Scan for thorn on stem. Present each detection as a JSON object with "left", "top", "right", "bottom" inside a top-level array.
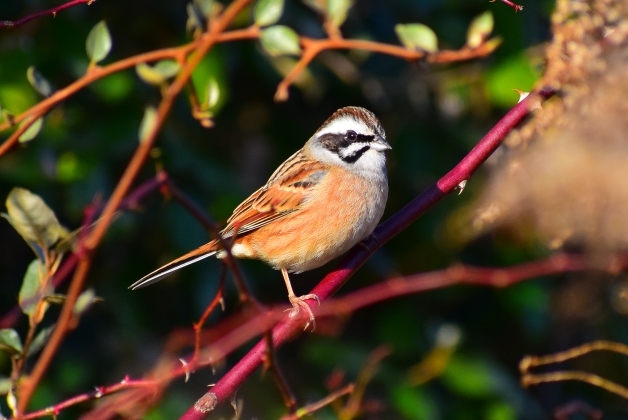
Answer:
[
  {"left": 230, "top": 394, "right": 239, "bottom": 415},
  {"left": 513, "top": 89, "right": 530, "bottom": 103},
  {"left": 179, "top": 358, "right": 191, "bottom": 383},
  {"left": 456, "top": 180, "right": 468, "bottom": 195}
]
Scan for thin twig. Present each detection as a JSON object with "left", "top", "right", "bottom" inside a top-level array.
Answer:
[
  {"left": 339, "top": 345, "right": 391, "bottom": 420},
  {"left": 554, "top": 401, "right": 603, "bottom": 420},
  {"left": 521, "top": 340, "right": 628, "bottom": 371},
  {"left": 0, "top": 0, "right": 94, "bottom": 29},
  {"left": 280, "top": 384, "right": 355, "bottom": 420},
  {"left": 187, "top": 252, "right": 607, "bottom": 371},
  {"left": 164, "top": 177, "right": 261, "bottom": 307},
  {"left": 30, "top": 249, "right": 625, "bottom": 419},
  {"left": 0, "top": 26, "right": 260, "bottom": 157},
  {"left": 520, "top": 340, "right": 628, "bottom": 403},
  {"left": 264, "top": 332, "right": 297, "bottom": 413},
  {"left": 19, "top": 378, "right": 158, "bottom": 419},
  {"left": 492, "top": 0, "right": 524, "bottom": 12},
  {"left": 275, "top": 36, "right": 499, "bottom": 101},
  {"left": 522, "top": 371, "right": 628, "bottom": 400},
  {"left": 193, "top": 272, "right": 226, "bottom": 361}
]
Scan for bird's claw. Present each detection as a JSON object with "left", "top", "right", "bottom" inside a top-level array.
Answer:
[{"left": 287, "top": 293, "right": 320, "bottom": 331}]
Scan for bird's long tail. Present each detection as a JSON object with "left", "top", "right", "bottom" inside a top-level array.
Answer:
[{"left": 129, "top": 240, "right": 219, "bottom": 290}]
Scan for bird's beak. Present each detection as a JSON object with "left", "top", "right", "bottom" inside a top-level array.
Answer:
[{"left": 370, "top": 137, "right": 392, "bottom": 152}]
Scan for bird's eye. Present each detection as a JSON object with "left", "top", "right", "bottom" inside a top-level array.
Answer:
[{"left": 345, "top": 130, "right": 357, "bottom": 141}]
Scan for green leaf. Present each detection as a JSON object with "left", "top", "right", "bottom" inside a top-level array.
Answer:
[
  {"left": 18, "top": 259, "right": 44, "bottom": 318},
  {"left": 26, "top": 66, "right": 53, "bottom": 97},
  {"left": 327, "top": 0, "right": 354, "bottom": 28},
  {"left": 484, "top": 37, "right": 503, "bottom": 53},
  {"left": 187, "top": 2, "right": 204, "bottom": 34},
  {"left": 4, "top": 187, "right": 67, "bottom": 249},
  {"left": 467, "top": 11, "right": 494, "bottom": 48},
  {"left": 0, "top": 377, "right": 10, "bottom": 395},
  {"left": 136, "top": 60, "right": 181, "bottom": 86},
  {"left": 86, "top": 21, "right": 112, "bottom": 64},
  {"left": 486, "top": 51, "right": 539, "bottom": 107},
  {"left": 206, "top": 77, "right": 221, "bottom": 109},
  {"left": 153, "top": 60, "right": 181, "bottom": 79},
  {"left": 391, "top": 384, "right": 438, "bottom": 419},
  {"left": 17, "top": 116, "right": 43, "bottom": 143},
  {"left": 136, "top": 63, "right": 166, "bottom": 86},
  {"left": 27, "top": 324, "right": 55, "bottom": 357},
  {"left": 485, "top": 401, "right": 516, "bottom": 420},
  {"left": 395, "top": 23, "right": 438, "bottom": 53},
  {"left": 254, "top": 0, "right": 284, "bottom": 27},
  {"left": 191, "top": 49, "right": 228, "bottom": 115},
  {"left": 57, "top": 151, "right": 88, "bottom": 184},
  {"left": 73, "top": 288, "right": 102, "bottom": 316},
  {"left": 301, "top": 0, "right": 325, "bottom": 14},
  {"left": 7, "top": 388, "right": 17, "bottom": 413},
  {"left": 260, "top": 26, "right": 302, "bottom": 57},
  {"left": 139, "top": 106, "right": 157, "bottom": 143},
  {"left": 194, "top": 0, "right": 214, "bottom": 17},
  {"left": 0, "top": 329, "right": 22, "bottom": 355},
  {"left": 441, "top": 355, "right": 495, "bottom": 397}
]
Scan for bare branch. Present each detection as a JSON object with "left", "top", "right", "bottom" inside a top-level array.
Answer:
[{"left": 0, "top": 0, "right": 95, "bottom": 29}]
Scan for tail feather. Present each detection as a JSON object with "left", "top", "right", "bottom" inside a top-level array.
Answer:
[{"left": 130, "top": 242, "right": 219, "bottom": 290}]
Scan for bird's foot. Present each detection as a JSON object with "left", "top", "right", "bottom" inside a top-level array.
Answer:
[{"left": 287, "top": 293, "right": 320, "bottom": 331}]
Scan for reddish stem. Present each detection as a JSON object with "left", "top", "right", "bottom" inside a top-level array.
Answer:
[
  {"left": 19, "top": 378, "right": 158, "bottom": 419},
  {"left": 0, "top": 0, "right": 94, "bottom": 29},
  {"left": 179, "top": 88, "right": 556, "bottom": 419},
  {"left": 494, "top": 0, "right": 524, "bottom": 12}
]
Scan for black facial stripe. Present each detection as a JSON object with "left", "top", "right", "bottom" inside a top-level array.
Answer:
[
  {"left": 319, "top": 133, "right": 374, "bottom": 153},
  {"left": 319, "top": 133, "right": 349, "bottom": 154},
  {"left": 356, "top": 134, "right": 374, "bottom": 142},
  {"left": 341, "top": 146, "right": 370, "bottom": 164}
]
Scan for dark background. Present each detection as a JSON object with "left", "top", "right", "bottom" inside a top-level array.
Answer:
[{"left": 2, "top": 0, "right": 625, "bottom": 418}]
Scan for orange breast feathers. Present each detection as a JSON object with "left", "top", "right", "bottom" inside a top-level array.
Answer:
[{"left": 232, "top": 167, "right": 387, "bottom": 273}]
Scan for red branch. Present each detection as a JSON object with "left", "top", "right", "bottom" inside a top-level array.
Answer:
[
  {"left": 179, "top": 88, "right": 556, "bottom": 419},
  {"left": 184, "top": 252, "right": 611, "bottom": 372},
  {"left": 19, "top": 377, "right": 158, "bottom": 419},
  {"left": 0, "top": 0, "right": 94, "bottom": 29},
  {"left": 493, "top": 0, "right": 524, "bottom": 12},
  {"left": 32, "top": 250, "right": 619, "bottom": 419}
]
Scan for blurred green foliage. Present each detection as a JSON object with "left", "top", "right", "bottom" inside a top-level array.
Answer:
[{"left": 2, "top": 0, "right": 626, "bottom": 418}]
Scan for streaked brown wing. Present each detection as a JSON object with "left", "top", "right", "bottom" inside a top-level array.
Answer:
[{"left": 221, "top": 154, "right": 328, "bottom": 238}]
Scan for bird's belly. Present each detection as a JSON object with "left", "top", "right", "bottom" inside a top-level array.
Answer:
[{"left": 246, "top": 174, "right": 387, "bottom": 273}]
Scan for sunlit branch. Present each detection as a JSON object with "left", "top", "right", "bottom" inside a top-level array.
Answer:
[
  {"left": 0, "top": 26, "right": 261, "bottom": 157},
  {"left": 275, "top": 36, "right": 500, "bottom": 101},
  {"left": 521, "top": 340, "right": 628, "bottom": 401},
  {"left": 15, "top": 2, "right": 254, "bottom": 412}
]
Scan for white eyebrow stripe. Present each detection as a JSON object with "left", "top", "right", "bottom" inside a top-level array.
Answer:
[{"left": 316, "top": 116, "right": 374, "bottom": 137}]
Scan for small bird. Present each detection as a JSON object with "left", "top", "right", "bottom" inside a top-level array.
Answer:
[{"left": 130, "top": 106, "right": 391, "bottom": 328}]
